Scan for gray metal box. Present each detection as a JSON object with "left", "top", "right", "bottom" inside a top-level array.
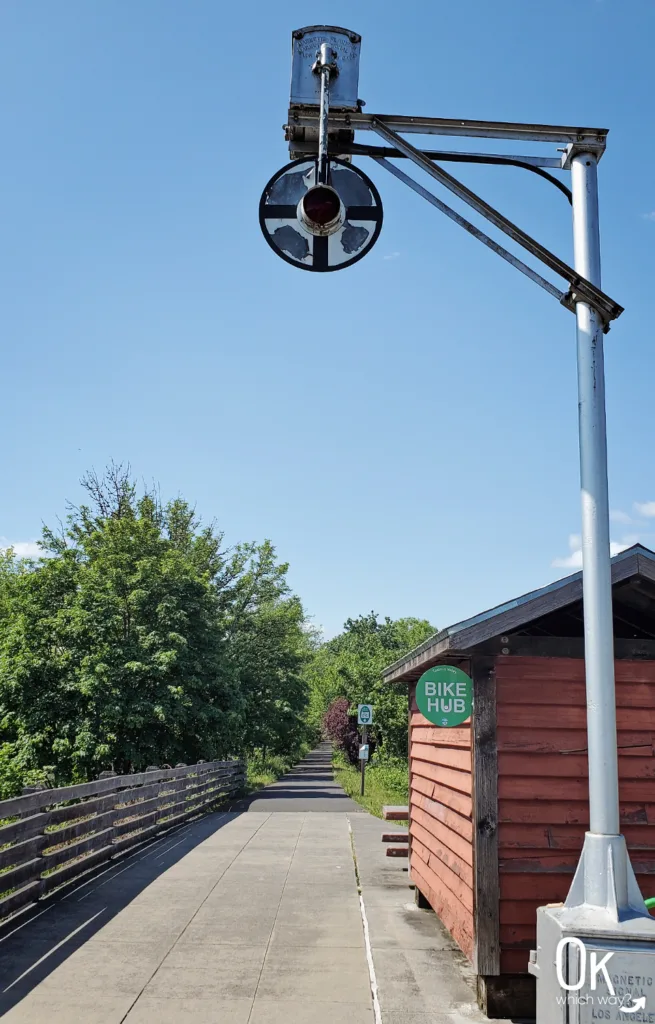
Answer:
[
  {"left": 530, "top": 904, "right": 655, "bottom": 1024},
  {"left": 570, "top": 939, "right": 655, "bottom": 1023},
  {"left": 290, "top": 26, "right": 361, "bottom": 110}
]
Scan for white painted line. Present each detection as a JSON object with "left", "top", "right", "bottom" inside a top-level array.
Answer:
[
  {"left": 154, "top": 838, "right": 185, "bottom": 861},
  {"left": 76, "top": 857, "right": 140, "bottom": 900},
  {"left": 347, "top": 817, "right": 382, "bottom": 1024},
  {"left": 74, "top": 818, "right": 203, "bottom": 899},
  {"left": 67, "top": 835, "right": 171, "bottom": 900},
  {"left": 2, "top": 909, "right": 105, "bottom": 992},
  {"left": 0, "top": 905, "right": 53, "bottom": 945},
  {"left": 359, "top": 890, "right": 382, "bottom": 1024}
]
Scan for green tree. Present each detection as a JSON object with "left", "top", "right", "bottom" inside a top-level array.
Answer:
[
  {"left": 304, "top": 612, "right": 435, "bottom": 758},
  {"left": 232, "top": 595, "right": 315, "bottom": 758},
  {"left": 0, "top": 464, "right": 314, "bottom": 793},
  {"left": 219, "top": 536, "right": 317, "bottom": 760},
  {"left": 0, "top": 469, "right": 239, "bottom": 782}
]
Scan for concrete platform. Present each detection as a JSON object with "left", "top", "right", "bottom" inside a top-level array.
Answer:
[
  {"left": 0, "top": 810, "right": 370, "bottom": 1023},
  {"left": 0, "top": 748, "right": 511, "bottom": 1022},
  {"left": 350, "top": 814, "right": 488, "bottom": 1022}
]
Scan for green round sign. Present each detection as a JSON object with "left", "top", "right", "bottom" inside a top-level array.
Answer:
[{"left": 416, "top": 666, "right": 472, "bottom": 727}]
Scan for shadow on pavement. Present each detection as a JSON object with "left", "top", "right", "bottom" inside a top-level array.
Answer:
[{"left": 0, "top": 808, "right": 238, "bottom": 1016}]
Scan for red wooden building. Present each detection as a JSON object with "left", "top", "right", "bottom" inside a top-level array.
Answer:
[{"left": 383, "top": 544, "right": 655, "bottom": 1018}]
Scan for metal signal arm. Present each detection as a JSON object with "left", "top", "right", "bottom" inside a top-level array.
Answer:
[{"left": 371, "top": 119, "right": 623, "bottom": 328}]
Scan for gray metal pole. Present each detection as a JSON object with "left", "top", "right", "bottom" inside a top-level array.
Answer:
[
  {"left": 571, "top": 151, "right": 620, "bottom": 840},
  {"left": 360, "top": 725, "right": 367, "bottom": 796},
  {"left": 317, "top": 43, "right": 331, "bottom": 184},
  {"left": 533, "top": 154, "right": 652, "bottom": 1016}
]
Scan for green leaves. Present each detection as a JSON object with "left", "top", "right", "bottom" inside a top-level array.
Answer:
[
  {"left": 305, "top": 612, "right": 436, "bottom": 758},
  {"left": 0, "top": 464, "right": 435, "bottom": 796},
  {"left": 0, "top": 464, "right": 315, "bottom": 793}
]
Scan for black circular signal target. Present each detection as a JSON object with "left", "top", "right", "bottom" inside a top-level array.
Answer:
[{"left": 259, "top": 157, "right": 383, "bottom": 272}]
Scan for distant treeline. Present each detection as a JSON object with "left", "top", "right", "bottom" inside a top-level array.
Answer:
[{"left": 307, "top": 612, "right": 435, "bottom": 765}]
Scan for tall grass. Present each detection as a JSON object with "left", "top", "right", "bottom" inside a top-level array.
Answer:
[
  {"left": 246, "top": 745, "right": 310, "bottom": 792},
  {"left": 333, "top": 750, "right": 408, "bottom": 821}
]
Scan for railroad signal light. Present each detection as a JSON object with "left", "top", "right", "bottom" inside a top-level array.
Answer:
[
  {"left": 260, "top": 22, "right": 650, "bottom": 1022},
  {"left": 259, "top": 158, "right": 382, "bottom": 272},
  {"left": 298, "top": 184, "right": 344, "bottom": 235}
]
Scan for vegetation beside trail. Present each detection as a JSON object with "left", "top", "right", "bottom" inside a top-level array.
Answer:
[
  {"left": 307, "top": 611, "right": 435, "bottom": 817},
  {"left": 0, "top": 464, "right": 318, "bottom": 797},
  {"left": 0, "top": 463, "right": 434, "bottom": 808},
  {"left": 306, "top": 612, "right": 435, "bottom": 760},
  {"left": 332, "top": 749, "right": 409, "bottom": 820},
  {"left": 245, "top": 744, "right": 311, "bottom": 792}
]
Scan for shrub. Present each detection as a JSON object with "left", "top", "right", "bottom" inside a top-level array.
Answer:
[{"left": 323, "top": 697, "right": 376, "bottom": 766}]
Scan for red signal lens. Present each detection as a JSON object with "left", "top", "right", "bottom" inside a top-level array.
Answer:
[{"left": 302, "top": 186, "right": 341, "bottom": 227}]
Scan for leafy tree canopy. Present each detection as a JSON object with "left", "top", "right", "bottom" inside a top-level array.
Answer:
[
  {"left": 304, "top": 612, "right": 435, "bottom": 759},
  {"left": 0, "top": 464, "right": 314, "bottom": 794}
]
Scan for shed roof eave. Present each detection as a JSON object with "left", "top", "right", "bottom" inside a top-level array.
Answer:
[{"left": 382, "top": 544, "right": 655, "bottom": 684}]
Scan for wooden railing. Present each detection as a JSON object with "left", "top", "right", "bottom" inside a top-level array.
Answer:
[{"left": 0, "top": 758, "right": 245, "bottom": 927}]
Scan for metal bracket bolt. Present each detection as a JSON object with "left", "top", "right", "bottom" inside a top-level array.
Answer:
[{"left": 312, "top": 49, "right": 339, "bottom": 77}]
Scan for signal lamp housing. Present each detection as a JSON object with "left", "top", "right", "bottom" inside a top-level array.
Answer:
[{"left": 298, "top": 185, "right": 344, "bottom": 236}]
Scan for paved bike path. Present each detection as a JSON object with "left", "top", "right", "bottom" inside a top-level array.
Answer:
[
  {"left": 0, "top": 746, "right": 496, "bottom": 1024},
  {"left": 230, "top": 743, "right": 364, "bottom": 813}
]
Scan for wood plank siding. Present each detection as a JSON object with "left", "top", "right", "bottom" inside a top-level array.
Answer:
[
  {"left": 409, "top": 679, "right": 475, "bottom": 958},
  {"left": 496, "top": 655, "right": 655, "bottom": 974}
]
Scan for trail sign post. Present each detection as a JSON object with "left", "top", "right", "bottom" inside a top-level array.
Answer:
[
  {"left": 359, "top": 724, "right": 368, "bottom": 797},
  {"left": 261, "top": 27, "right": 655, "bottom": 1018},
  {"left": 357, "top": 704, "right": 373, "bottom": 796},
  {"left": 357, "top": 704, "right": 373, "bottom": 725}
]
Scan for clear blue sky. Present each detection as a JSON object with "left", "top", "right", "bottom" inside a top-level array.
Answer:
[{"left": 2, "top": 1, "right": 654, "bottom": 639}]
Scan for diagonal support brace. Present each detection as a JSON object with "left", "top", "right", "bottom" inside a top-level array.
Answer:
[
  {"left": 375, "top": 158, "right": 566, "bottom": 304},
  {"left": 371, "top": 119, "right": 623, "bottom": 327}
]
